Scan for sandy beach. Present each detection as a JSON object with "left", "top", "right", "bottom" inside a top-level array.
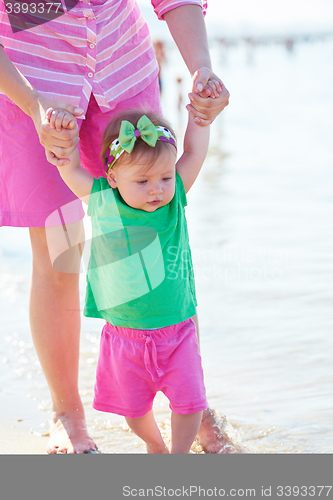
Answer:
[
  {"left": 0, "top": 383, "right": 48, "bottom": 454},
  {"left": 0, "top": 419, "right": 47, "bottom": 454}
]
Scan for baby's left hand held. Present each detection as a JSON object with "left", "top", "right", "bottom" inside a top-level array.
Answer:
[
  {"left": 188, "top": 67, "right": 230, "bottom": 126},
  {"left": 203, "top": 79, "right": 223, "bottom": 99}
]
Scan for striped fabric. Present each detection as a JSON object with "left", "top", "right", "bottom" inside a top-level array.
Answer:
[{"left": 0, "top": 0, "right": 207, "bottom": 114}]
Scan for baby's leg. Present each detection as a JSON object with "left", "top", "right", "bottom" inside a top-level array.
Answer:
[
  {"left": 170, "top": 411, "right": 203, "bottom": 454},
  {"left": 125, "top": 410, "right": 169, "bottom": 454}
]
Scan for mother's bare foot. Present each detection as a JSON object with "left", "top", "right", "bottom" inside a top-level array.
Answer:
[
  {"left": 47, "top": 411, "right": 98, "bottom": 454},
  {"left": 196, "top": 408, "right": 247, "bottom": 454}
]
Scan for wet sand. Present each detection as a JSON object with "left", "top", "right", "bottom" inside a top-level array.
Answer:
[
  {"left": 0, "top": 386, "right": 48, "bottom": 454},
  {"left": 0, "top": 418, "right": 47, "bottom": 454}
]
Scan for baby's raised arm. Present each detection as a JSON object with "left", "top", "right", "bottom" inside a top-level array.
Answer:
[
  {"left": 46, "top": 108, "right": 94, "bottom": 202},
  {"left": 175, "top": 78, "right": 219, "bottom": 192},
  {"left": 176, "top": 113, "right": 210, "bottom": 194}
]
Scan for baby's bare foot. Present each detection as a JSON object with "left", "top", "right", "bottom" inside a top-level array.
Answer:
[
  {"left": 196, "top": 408, "right": 247, "bottom": 454},
  {"left": 47, "top": 410, "right": 97, "bottom": 454}
]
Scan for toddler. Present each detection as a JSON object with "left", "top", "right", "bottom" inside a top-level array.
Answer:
[{"left": 48, "top": 106, "right": 210, "bottom": 454}]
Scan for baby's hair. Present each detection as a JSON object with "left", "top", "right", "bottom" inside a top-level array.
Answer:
[{"left": 101, "top": 109, "right": 177, "bottom": 172}]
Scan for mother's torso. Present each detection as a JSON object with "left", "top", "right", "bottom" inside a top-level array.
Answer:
[{"left": 0, "top": 0, "right": 159, "bottom": 111}]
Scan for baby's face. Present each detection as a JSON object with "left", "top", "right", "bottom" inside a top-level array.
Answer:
[{"left": 107, "top": 148, "right": 177, "bottom": 212}]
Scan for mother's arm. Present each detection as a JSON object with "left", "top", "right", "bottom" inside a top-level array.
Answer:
[
  {"left": 163, "top": 4, "right": 230, "bottom": 125},
  {"left": 0, "top": 46, "right": 84, "bottom": 163}
]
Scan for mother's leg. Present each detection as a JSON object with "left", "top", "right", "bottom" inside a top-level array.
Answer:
[
  {"left": 29, "top": 225, "right": 97, "bottom": 453},
  {"left": 0, "top": 99, "right": 95, "bottom": 453}
]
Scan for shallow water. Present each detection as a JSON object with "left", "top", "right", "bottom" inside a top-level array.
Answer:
[{"left": 0, "top": 39, "right": 332, "bottom": 453}]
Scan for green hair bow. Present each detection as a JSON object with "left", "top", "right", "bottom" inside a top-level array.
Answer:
[
  {"left": 119, "top": 115, "right": 158, "bottom": 153},
  {"left": 106, "top": 115, "right": 177, "bottom": 172}
]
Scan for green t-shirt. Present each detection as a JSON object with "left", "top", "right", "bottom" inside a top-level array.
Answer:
[{"left": 84, "top": 172, "right": 197, "bottom": 329}]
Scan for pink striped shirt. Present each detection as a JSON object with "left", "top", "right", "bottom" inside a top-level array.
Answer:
[{"left": 0, "top": 0, "right": 207, "bottom": 113}]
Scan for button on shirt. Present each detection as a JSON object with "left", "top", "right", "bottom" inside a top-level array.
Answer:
[{"left": 0, "top": 0, "right": 207, "bottom": 114}]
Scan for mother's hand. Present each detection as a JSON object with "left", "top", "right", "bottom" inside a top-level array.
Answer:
[
  {"left": 187, "top": 67, "right": 230, "bottom": 126},
  {"left": 30, "top": 95, "right": 84, "bottom": 165}
]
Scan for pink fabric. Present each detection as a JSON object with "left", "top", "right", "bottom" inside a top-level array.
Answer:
[
  {"left": 0, "top": 78, "right": 161, "bottom": 227},
  {"left": 93, "top": 318, "right": 207, "bottom": 418},
  {"left": 0, "top": 0, "right": 206, "bottom": 114},
  {"left": 153, "top": 0, "right": 207, "bottom": 20}
]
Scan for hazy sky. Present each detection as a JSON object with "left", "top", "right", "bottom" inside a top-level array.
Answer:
[
  {"left": 205, "top": 0, "right": 333, "bottom": 34},
  {"left": 138, "top": 0, "right": 333, "bottom": 36}
]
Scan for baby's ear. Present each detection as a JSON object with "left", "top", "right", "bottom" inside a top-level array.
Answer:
[{"left": 107, "top": 170, "right": 117, "bottom": 188}]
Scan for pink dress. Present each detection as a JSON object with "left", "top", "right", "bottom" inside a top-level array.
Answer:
[{"left": 0, "top": 0, "right": 206, "bottom": 227}]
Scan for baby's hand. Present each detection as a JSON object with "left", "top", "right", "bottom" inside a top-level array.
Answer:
[
  {"left": 201, "top": 79, "right": 223, "bottom": 99},
  {"left": 46, "top": 107, "right": 77, "bottom": 132}
]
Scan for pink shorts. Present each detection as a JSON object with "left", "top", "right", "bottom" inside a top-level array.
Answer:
[
  {"left": 0, "top": 78, "right": 161, "bottom": 227},
  {"left": 93, "top": 318, "right": 208, "bottom": 418}
]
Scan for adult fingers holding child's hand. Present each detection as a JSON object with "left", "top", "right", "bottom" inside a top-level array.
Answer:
[
  {"left": 187, "top": 85, "right": 230, "bottom": 126},
  {"left": 188, "top": 67, "right": 229, "bottom": 126},
  {"left": 32, "top": 97, "right": 83, "bottom": 158},
  {"left": 45, "top": 149, "right": 70, "bottom": 167},
  {"left": 192, "top": 67, "right": 223, "bottom": 95},
  {"left": 40, "top": 109, "right": 79, "bottom": 159},
  {"left": 40, "top": 126, "right": 79, "bottom": 157}
]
